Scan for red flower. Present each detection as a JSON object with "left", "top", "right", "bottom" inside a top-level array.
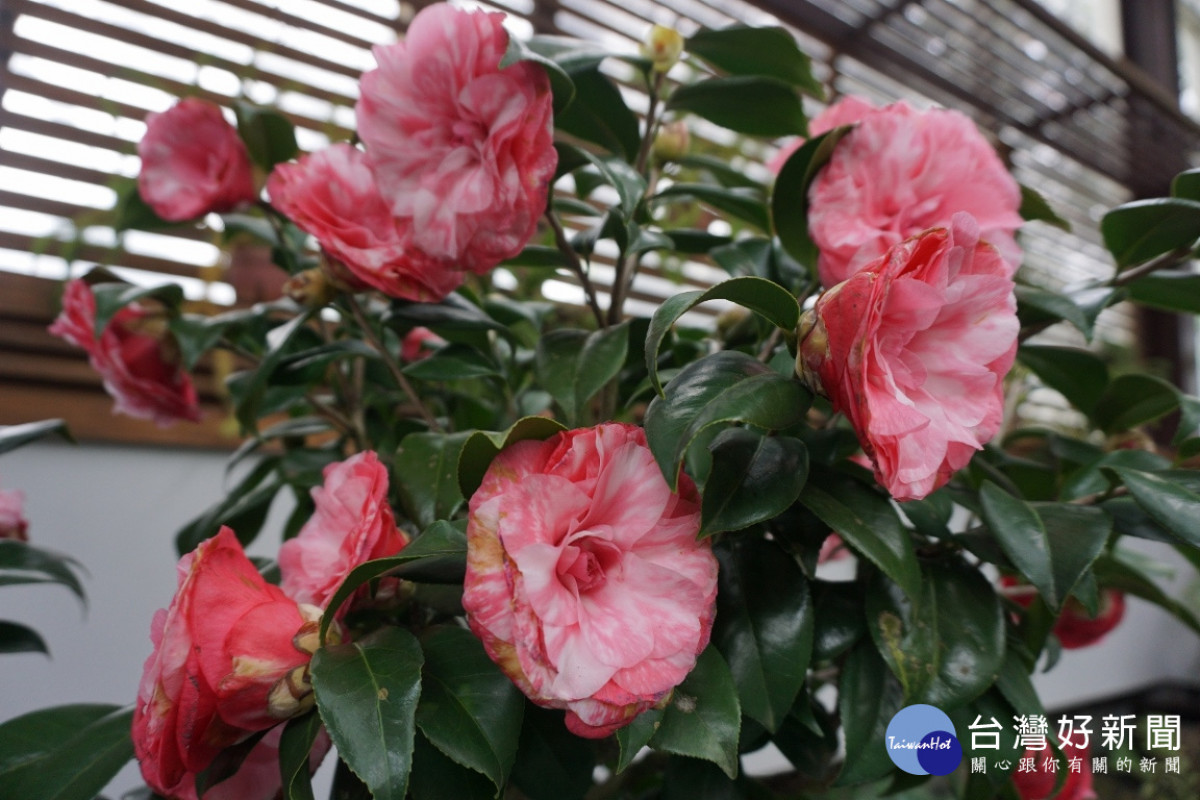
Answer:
[
  {"left": 1002, "top": 576, "right": 1126, "bottom": 649},
  {"left": 0, "top": 481, "right": 28, "bottom": 542}
]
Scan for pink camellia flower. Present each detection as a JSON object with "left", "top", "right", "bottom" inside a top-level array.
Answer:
[
  {"left": 807, "top": 100, "right": 1022, "bottom": 287},
  {"left": 133, "top": 527, "right": 325, "bottom": 799},
  {"left": 48, "top": 279, "right": 201, "bottom": 426},
  {"left": 279, "top": 450, "right": 409, "bottom": 611},
  {"left": 356, "top": 2, "right": 557, "bottom": 276},
  {"left": 463, "top": 423, "right": 718, "bottom": 738},
  {"left": 0, "top": 482, "right": 28, "bottom": 542},
  {"left": 767, "top": 95, "right": 877, "bottom": 174},
  {"left": 797, "top": 213, "right": 1018, "bottom": 501},
  {"left": 1012, "top": 741, "right": 1096, "bottom": 800},
  {"left": 267, "top": 144, "right": 464, "bottom": 302},
  {"left": 401, "top": 327, "right": 445, "bottom": 362},
  {"left": 138, "top": 98, "right": 258, "bottom": 222}
]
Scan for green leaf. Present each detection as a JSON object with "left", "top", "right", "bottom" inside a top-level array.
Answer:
[
  {"left": 645, "top": 278, "right": 801, "bottom": 397},
  {"left": 797, "top": 474, "right": 921, "bottom": 602},
  {"left": 677, "top": 154, "right": 766, "bottom": 190},
  {"left": 319, "top": 521, "right": 468, "bottom": 642},
  {"left": 687, "top": 26, "right": 823, "bottom": 96},
  {"left": 662, "top": 756, "right": 748, "bottom": 800},
  {"left": 669, "top": 76, "right": 807, "bottom": 137},
  {"left": 0, "top": 541, "right": 86, "bottom": 605},
  {"left": 499, "top": 35, "right": 575, "bottom": 113},
  {"left": 1124, "top": 271, "right": 1200, "bottom": 314},
  {"left": 279, "top": 712, "right": 323, "bottom": 800},
  {"left": 457, "top": 417, "right": 567, "bottom": 499},
  {"left": 386, "top": 296, "right": 510, "bottom": 341},
  {"left": 837, "top": 642, "right": 902, "bottom": 785},
  {"left": 1018, "top": 184, "right": 1070, "bottom": 231},
  {"left": 574, "top": 323, "right": 630, "bottom": 421},
  {"left": 90, "top": 281, "right": 185, "bottom": 338},
  {"left": 501, "top": 245, "right": 571, "bottom": 269},
  {"left": 168, "top": 314, "right": 234, "bottom": 371},
  {"left": 1110, "top": 467, "right": 1200, "bottom": 548},
  {"left": 416, "top": 627, "right": 524, "bottom": 791},
  {"left": 614, "top": 706, "right": 664, "bottom": 773},
  {"left": 650, "top": 645, "right": 742, "bottom": 779},
  {"left": 771, "top": 127, "right": 852, "bottom": 266},
  {"left": 409, "top": 733, "right": 495, "bottom": 800},
  {"left": 578, "top": 152, "right": 647, "bottom": 221},
  {"left": 0, "top": 620, "right": 49, "bottom": 655},
  {"left": 1017, "top": 345, "right": 1109, "bottom": 416},
  {"left": 712, "top": 536, "right": 813, "bottom": 732},
  {"left": 1093, "top": 373, "right": 1179, "bottom": 434},
  {"left": 1093, "top": 553, "right": 1200, "bottom": 635},
  {"left": 112, "top": 177, "right": 174, "bottom": 231},
  {"left": 234, "top": 310, "right": 316, "bottom": 432},
  {"left": 402, "top": 344, "right": 500, "bottom": 380},
  {"left": 234, "top": 102, "right": 299, "bottom": 169},
  {"left": 395, "top": 432, "right": 471, "bottom": 530},
  {"left": 1015, "top": 286, "right": 1088, "bottom": 338},
  {"left": 701, "top": 429, "right": 808, "bottom": 535},
  {"left": 667, "top": 229, "right": 735, "bottom": 254},
  {"left": 0, "top": 419, "right": 72, "bottom": 455},
  {"left": 554, "top": 67, "right": 640, "bottom": 159},
  {"left": 865, "top": 559, "right": 1005, "bottom": 708},
  {"left": 811, "top": 581, "right": 867, "bottom": 663},
  {"left": 311, "top": 628, "right": 424, "bottom": 800},
  {"left": 651, "top": 184, "right": 770, "bottom": 231},
  {"left": 0, "top": 705, "right": 134, "bottom": 800},
  {"left": 509, "top": 710, "right": 595, "bottom": 800},
  {"left": 644, "top": 351, "right": 810, "bottom": 490},
  {"left": 1100, "top": 197, "right": 1200, "bottom": 268}
]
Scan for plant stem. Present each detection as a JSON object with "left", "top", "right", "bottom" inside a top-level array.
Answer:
[
  {"left": 546, "top": 209, "right": 606, "bottom": 328},
  {"left": 1111, "top": 245, "right": 1193, "bottom": 287}
]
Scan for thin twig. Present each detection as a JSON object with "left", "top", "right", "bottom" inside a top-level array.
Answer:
[
  {"left": 1111, "top": 245, "right": 1194, "bottom": 287},
  {"left": 546, "top": 210, "right": 605, "bottom": 328}
]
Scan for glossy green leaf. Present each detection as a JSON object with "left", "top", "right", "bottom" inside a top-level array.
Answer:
[
  {"left": 502, "top": 244, "right": 572, "bottom": 269},
  {"left": 1110, "top": 467, "right": 1200, "bottom": 548},
  {"left": 409, "top": 733, "right": 495, "bottom": 800},
  {"left": 1061, "top": 448, "right": 1168, "bottom": 502},
  {"left": 386, "top": 296, "right": 510, "bottom": 340},
  {"left": 837, "top": 642, "right": 902, "bottom": 786},
  {"left": 0, "top": 621, "right": 49, "bottom": 655},
  {"left": 651, "top": 184, "right": 770, "bottom": 231},
  {"left": 0, "top": 419, "right": 72, "bottom": 455},
  {"left": 319, "top": 520, "right": 467, "bottom": 641},
  {"left": 234, "top": 102, "right": 299, "bottom": 169},
  {"left": 797, "top": 474, "right": 921, "bottom": 602},
  {"left": 235, "top": 310, "right": 316, "bottom": 432},
  {"left": 1015, "top": 286, "right": 1094, "bottom": 339},
  {"left": 457, "top": 416, "right": 567, "bottom": 498},
  {"left": 643, "top": 351, "right": 810, "bottom": 490},
  {"left": 662, "top": 756, "right": 747, "bottom": 800},
  {"left": 394, "top": 432, "right": 471, "bottom": 530},
  {"left": 668, "top": 76, "right": 807, "bottom": 137},
  {"left": 1093, "top": 553, "right": 1200, "bottom": 635},
  {"left": 1171, "top": 167, "right": 1200, "bottom": 200},
  {"left": 555, "top": 67, "right": 640, "bottom": 159},
  {"left": 687, "top": 25, "right": 822, "bottom": 95},
  {"left": 645, "top": 278, "right": 802, "bottom": 397},
  {"left": 402, "top": 344, "right": 500, "bottom": 380},
  {"left": 713, "top": 536, "right": 812, "bottom": 732},
  {"left": 580, "top": 152, "right": 647, "bottom": 220},
  {"left": 499, "top": 35, "right": 575, "bottom": 113},
  {"left": 710, "top": 238, "right": 773, "bottom": 279},
  {"left": 416, "top": 627, "right": 524, "bottom": 791},
  {"left": 995, "top": 650, "right": 1046, "bottom": 719},
  {"left": 811, "top": 580, "right": 867, "bottom": 663},
  {"left": 1100, "top": 197, "right": 1200, "bottom": 268},
  {"left": 771, "top": 127, "right": 852, "bottom": 266},
  {"left": 311, "top": 627, "right": 424, "bottom": 800},
  {"left": 169, "top": 313, "right": 236, "bottom": 371},
  {"left": 1018, "top": 184, "right": 1070, "bottom": 231},
  {"left": 510, "top": 705, "right": 595, "bottom": 800},
  {"left": 979, "top": 485, "right": 1111, "bottom": 612},
  {"left": 650, "top": 645, "right": 742, "bottom": 779},
  {"left": 90, "top": 281, "right": 184, "bottom": 338},
  {"left": 1093, "top": 373, "right": 1179, "bottom": 434},
  {"left": 677, "top": 154, "right": 766, "bottom": 190},
  {"left": 574, "top": 322, "right": 630, "bottom": 420},
  {"left": 702, "top": 428, "right": 808, "bottom": 535},
  {"left": 1017, "top": 345, "right": 1109, "bottom": 416},
  {"left": 0, "top": 705, "right": 134, "bottom": 800},
  {"left": 615, "top": 705, "right": 664, "bottom": 774},
  {"left": 865, "top": 559, "right": 1005, "bottom": 708},
  {"left": 1124, "top": 271, "right": 1200, "bottom": 314},
  {"left": 279, "top": 712, "right": 323, "bottom": 800},
  {"left": 0, "top": 541, "right": 86, "bottom": 604},
  {"left": 667, "top": 229, "right": 735, "bottom": 254},
  {"left": 175, "top": 457, "right": 282, "bottom": 554}
]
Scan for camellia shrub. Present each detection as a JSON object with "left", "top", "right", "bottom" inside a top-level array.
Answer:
[{"left": 4, "top": 3, "right": 1200, "bottom": 799}]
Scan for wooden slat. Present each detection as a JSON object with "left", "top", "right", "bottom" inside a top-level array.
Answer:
[{"left": 0, "top": 232, "right": 212, "bottom": 281}]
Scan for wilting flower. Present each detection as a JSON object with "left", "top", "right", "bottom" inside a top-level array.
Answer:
[
  {"left": 797, "top": 213, "right": 1018, "bottom": 501},
  {"left": 1003, "top": 577, "right": 1127, "bottom": 649},
  {"left": 138, "top": 98, "right": 258, "bottom": 222},
  {"left": 463, "top": 423, "right": 718, "bottom": 738},
  {"left": 356, "top": 2, "right": 557, "bottom": 278},
  {"left": 279, "top": 450, "right": 409, "bottom": 611},
  {"left": 132, "top": 528, "right": 325, "bottom": 799},
  {"left": 1012, "top": 741, "right": 1096, "bottom": 800},
  {"left": 807, "top": 99, "right": 1022, "bottom": 287},
  {"left": 0, "top": 482, "right": 28, "bottom": 542},
  {"left": 267, "top": 144, "right": 464, "bottom": 302},
  {"left": 48, "top": 279, "right": 201, "bottom": 426},
  {"left": 767, "top": 94, "right": 877, "bottom": 174}
]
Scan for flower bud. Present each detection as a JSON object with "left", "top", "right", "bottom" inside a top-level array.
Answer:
[
  {"left": 641, "top": 24, "right": 684, "bottom": 72},
  {"left": 652, "top": 121, "right": 690, "bottom": 163},
  {"left": 0, "top": 486, "right": 28, "bottom": 542},
  {"left": 795, "top": 306, "right": 829, "bottom": 395},
  {"left": 284, "top": 268, "right": 338, "bottom": 307}
]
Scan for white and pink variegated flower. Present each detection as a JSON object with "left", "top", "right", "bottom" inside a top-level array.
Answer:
[
  {"left": 463, "top": 423, "right": 718, "bottom": 738},
  {"left": 279, "top": 450, "right": 409, "bottom": 612}
]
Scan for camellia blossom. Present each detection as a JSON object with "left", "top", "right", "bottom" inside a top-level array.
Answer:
[
  {"left": 138, "top": 98, "right": 258, "bottom": 222},
  {"left": 48, "top": 279, "right": 201, "bottom": 426},
  {"left": 132, "top": 527, "right": 326, "bottom": 799},
  {"left": 267, "top": 144, "right": 464, "bottom": 302},
  {"left": 0, "top": 482, "right": 28, "bottom": 542},
  {"left": 807, "top": 99, "right": 1022, "bottom": 287},
  {"left": 356, "top": 2, "right": 557, "bottom": 277},
  {"left": 279, "top": 450, "right": 409, "bottom": 611},
  {"left": 797, "top": 213, "right": 1018, "bottom": 501},
  {"left": 463, "top": 423, "right": 718, "bottom": 738},
  {"left": 401, "top": 327, "right": 445, "bottom": 362},
  {"left": 1002, "top": 577, "right": 1127, "bottom": 649}
]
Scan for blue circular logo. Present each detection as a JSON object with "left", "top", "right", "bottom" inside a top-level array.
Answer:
[{"left": 885, "top": 705, "right": 962, "bottom": 776}]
